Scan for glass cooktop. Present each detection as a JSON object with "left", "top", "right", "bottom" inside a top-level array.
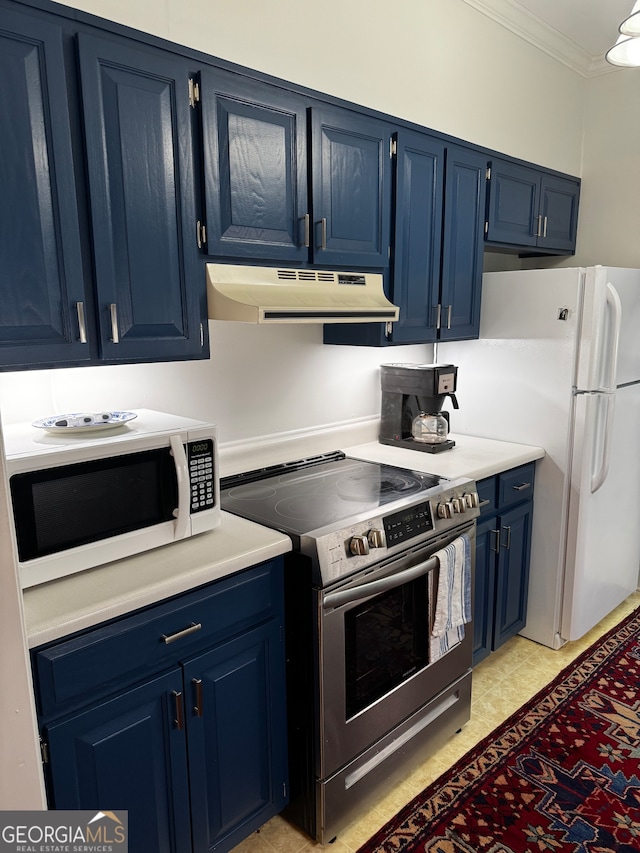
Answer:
[{"left": 220, "top": 453, "right": 447, "bottom": 536}]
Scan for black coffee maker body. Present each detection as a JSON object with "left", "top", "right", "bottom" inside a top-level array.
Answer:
[{"left": 379, "top": 363, "right": 459, "bottom": 453}]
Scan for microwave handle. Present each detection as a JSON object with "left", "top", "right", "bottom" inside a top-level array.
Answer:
[{"left": 170, "top": 435, "right": 191, "bottom": 539}]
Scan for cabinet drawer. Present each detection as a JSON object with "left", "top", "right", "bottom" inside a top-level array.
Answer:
[
  {"left": 476, "top": 477, "right": 497, "bottom": 517},
  {"left": 33, "top": 559, "right": 283, "bottom": 720},
  {"left": 498, "top": 463, "right": 535, "bottom": 509}
]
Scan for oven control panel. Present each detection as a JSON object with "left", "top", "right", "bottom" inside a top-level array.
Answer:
[
  {"left": 383, "top": 501, "right": 433, "bottom": 547},
  {"left": 311, "top": 479, "right": 480, "bottom": 584}
]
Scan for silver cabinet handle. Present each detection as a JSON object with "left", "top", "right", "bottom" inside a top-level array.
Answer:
[
  {"left": 302, "top": 213, "right": 310, "bottom": 248},
  {"left": 446, "top": 305, "right": 452, "bottom": 329},
  {"left": 536, "top": 214, "right": 542, "bottom": 238},
  {"left": 76, "top": 302, "right": 87, "bottom": 344},
  {"left": 172, "top": 690, "right": 184, "bottom": 730},
  {"left": 501, "top": 525, "right": 512, "bottom": 550},
  {"left": 542, "top": 215, "right": 548, "bottom": 238},
  {"left": 161, "top": 622, "right": 202, "bottom": 644},
  {"left": 193, "top": 678, "right": 204, "bottom": 717},
  {"left": 109, "top": 303, "right": 119, "bottom": 344},
  {"left": 317, "top": 217, "right": 327, "bottom": 250},
  {"left": 196, "top": 219, "right": 207, "bottom": 249},
  {"left": 478, "top": 499, "right": 491, "bottom": 508},
  {"left": 491, "top": 529, "right": 500, "bottom": 552},
  {"left": 513, "top": 482, "right": 531, "bottom": 491},
  {"left": 436, "top": 303, "right": 442, "bottom": 330}
]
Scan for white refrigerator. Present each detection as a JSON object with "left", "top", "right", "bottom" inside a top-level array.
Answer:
[{"left": 438, "top": 266, "right": 640, "bottom": 649}]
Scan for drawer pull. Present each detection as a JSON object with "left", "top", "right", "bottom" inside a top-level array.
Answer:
[
  {"left": 478, "top": 499, "right": 491, "bottom": 508},
  {"left": 193, "top": 678, "right": 204, "bottom": 717},
  {"left": 173, "top": 690, "right": 184, "bottom": 731},
  {"left": 513, "top": 482, "right": 531, "bottom": 491},
  {"left": 161, "top": 622, "right": 202, "bottom": 644}
]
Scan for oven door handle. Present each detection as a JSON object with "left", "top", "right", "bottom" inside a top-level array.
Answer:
[{"left": 323, "top": 554, "right": 439, "bottom": 610}]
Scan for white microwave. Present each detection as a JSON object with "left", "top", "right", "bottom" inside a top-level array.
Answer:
[{"left": 3, "top": 409, "right": 220, "bottom": 588}]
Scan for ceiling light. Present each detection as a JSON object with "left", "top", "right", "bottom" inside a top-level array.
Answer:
[
  {"left": 606, "top": 32, "right": 640, "bottom": 67},
  {"left": 619, "top": 0, "right": 640, "bottom": 37}
]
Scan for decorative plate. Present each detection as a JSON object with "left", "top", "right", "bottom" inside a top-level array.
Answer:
[{"left": 32, "top": 411, "right": 138, "bottom": 433}]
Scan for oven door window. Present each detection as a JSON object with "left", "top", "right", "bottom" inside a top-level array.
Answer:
[
  {"left": 344, "top": 575, "right": 429, "bottom": 719},
  {"left": 10, "top": 448, "right": 179, "bottom": 561}
]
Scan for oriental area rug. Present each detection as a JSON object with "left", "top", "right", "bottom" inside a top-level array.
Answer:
[{"left": 357, "top": 607, "right": 640, "bottom": 853}]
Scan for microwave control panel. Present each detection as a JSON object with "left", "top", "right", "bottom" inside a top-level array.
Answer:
[{"left": 187, "top": 439, "right": 216, "bottom": 512}]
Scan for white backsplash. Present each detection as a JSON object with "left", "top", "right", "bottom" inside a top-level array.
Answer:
[{"left": 0, "top": 322, "right": 431, "bottom": 445}]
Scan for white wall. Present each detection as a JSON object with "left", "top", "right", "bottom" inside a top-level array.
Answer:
[
  {"left": 0, "top": 325, "right": 430, "bottom": 441},
  {"left": 573, "top": 68, "right": 640, "bottom": 267},
  {"left": 66, "top": 0, "right": 585, "bottom": 175}
]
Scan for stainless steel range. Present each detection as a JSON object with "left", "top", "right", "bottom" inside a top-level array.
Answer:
[{"left": 220, "top": 451, "right": 479, "bottom": 843}]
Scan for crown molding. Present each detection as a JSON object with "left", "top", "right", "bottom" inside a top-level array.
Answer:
[{"left": 460, "top": 0, "right": 618, "bottom": 77}]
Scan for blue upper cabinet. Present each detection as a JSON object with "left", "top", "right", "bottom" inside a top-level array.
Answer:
[
  {"left": 201, "top": 69, "right": 308, "bottom": 263},
  {"left": 200, "top": 86, "right": 392, "bottom": 269},
  {"left": 389, "top": 130, "right": 444, "bottom": 344},
  {"left": 78, "top": 35, "right": 204, "bottom": 362},
  {"left": 439, "top": 145, "right": 487, "bottom": 341},
  {"left": 0, "top": 8, "right": 90, "bottom": 368},
  {"left": 485, "top": 159, "right": 579, "bottom": 254},
  {"left": 329, "top": 137, "right": 485, "bottom": 347},
  {"left": 310, "top": 106, "right": 392, "bottom": 268}
]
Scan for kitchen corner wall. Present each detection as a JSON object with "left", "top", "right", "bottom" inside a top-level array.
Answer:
[{"left": 0, "top": 324, "right": 431, "bottom": 443}]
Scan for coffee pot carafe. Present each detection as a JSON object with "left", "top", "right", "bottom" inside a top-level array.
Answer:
[
  {"left": 411, "top": 411, "right": 450, "bottom": 445},
  {"left": 379, "top": 363, "right": 459, "bottom": 453}
]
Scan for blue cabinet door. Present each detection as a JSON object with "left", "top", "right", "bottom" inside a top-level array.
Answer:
[
  {"left": 311, "top": 107, "right": 392, "bottom": 268},
  {"left": 440, "top": 146, "right": 487, "bottom": 341},
  {"left": 485, "top": 160, "right": 539, "bottom": 247},
  {"left": 201, "top": 69, "right": 308, "bottom": 262},
  {"left": 538, "top": 173, "right": 580, "bottom": 252},
  {"left": 0, "top": 9, "right": 90, "bottom": 368},
  {"left": 390, "top": 131, "right": 444, "bottom": 344},
  {"left": 185, "top": 620, "right": 288, "bottom": 853},
  {"left": 493, "top": 501, "right": 533, "bottom": 650},
  {"left": 472, "top": 518, "right": 496, "bottom": 666},
  {"left": 78, "top": 35, "right": 204, "bottom": 362},
  {"left": 46, "top": 668, "right": 192, "bottom": 853}
]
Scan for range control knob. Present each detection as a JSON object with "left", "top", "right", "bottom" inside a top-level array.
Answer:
[
  {"left": 451, "top": 497, "right": 466, "bottom": 513},
  {"left": 437, "top": 501, "right": 454, "bottom": 519},
  {"left": 464, "top": 492, "right": 480, "bottom": 509},
  {"left": 367, "top": 528, "right": 386, "bottom": 549},
  {"left": 349, "top": 535, "right": 370, "bottom": 556}
]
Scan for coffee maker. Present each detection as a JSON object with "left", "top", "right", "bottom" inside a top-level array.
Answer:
[{"left": 379, "top": 363, "right": 459, "bottom": 453}]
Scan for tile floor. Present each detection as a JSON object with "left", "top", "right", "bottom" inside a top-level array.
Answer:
[{"left": 232, "top": 590, "right": 640, "bottom": 853}]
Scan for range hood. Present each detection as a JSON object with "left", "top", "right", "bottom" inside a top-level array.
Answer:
[{"left": 206, "top": 263, "right": 399, "bottom": 324}]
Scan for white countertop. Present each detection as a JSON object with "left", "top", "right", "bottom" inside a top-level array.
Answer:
[
  {"left": 23, "top": 512, "right": 291, "bottom": 647},
  {"left": 344, "top": 433, "right": 545, "bottom": 481}
]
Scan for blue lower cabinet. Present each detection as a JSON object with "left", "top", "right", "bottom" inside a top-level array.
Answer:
[
  {"left": 472, "top": 465, "right": 534, "bottom": 666},
  {"left": 186, "top": 622, "right": 288, "bottom": 852},
  {"left": 46, "top": 669, "right": 192, "bottom": 853},
  {"left": 34, "top": 560, "right": 288, "bottom": 853}
]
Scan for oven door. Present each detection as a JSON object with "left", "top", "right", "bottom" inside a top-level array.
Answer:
[{"left": 317, "top": 521, "right": 475, "bottom": 779}]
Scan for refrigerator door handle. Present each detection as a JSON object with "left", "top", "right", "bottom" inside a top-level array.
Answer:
[
  {"left": 601, "top": 283, "right": 622, "bottom": 393},
  {"left": 591, "top": 392, "right": 616, "bottom": 494}
]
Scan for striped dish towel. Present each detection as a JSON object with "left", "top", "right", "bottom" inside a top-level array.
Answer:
[{"left": 430, "top": 533, "right": 472, "bottom": 663}]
